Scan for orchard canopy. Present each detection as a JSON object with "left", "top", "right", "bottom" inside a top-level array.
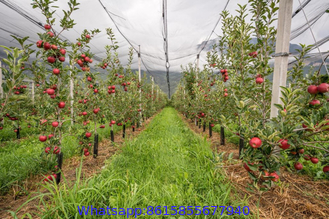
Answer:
[{"left": 0, "top": 0, "right": 328, "bottom": 94}]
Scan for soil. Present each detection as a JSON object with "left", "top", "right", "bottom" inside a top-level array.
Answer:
[
  {"left": 179, "top": 113, "right": 329, "bottom": 219},
  {"left": 0, "top": 113, "right": 158, "bottom": 219}
]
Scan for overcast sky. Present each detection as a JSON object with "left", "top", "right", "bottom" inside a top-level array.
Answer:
[{"left": 0, "top": 0, "right": 328, "bottom": 74}]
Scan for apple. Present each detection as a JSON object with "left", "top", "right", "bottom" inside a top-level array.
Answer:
[
  {"left": 77, "top": 42, "right": 81, "bottom": 46},
  {"left": 278, "top": 139, "right": 290, "bottom": 150},
  {"left": 53, "top": 68, "right": 60, "bottom": 75},
  {"left": 48, "top": 134, "right": 54, "bottom": 139},
  {"left": 53, "top": 146, "right": 60, "bottom": 154},
  {"left": 59, "top": 56, "right": 65, "bottom": 62},
  {"left": 304, "top": 154, "right": 311, "bottom": 160},
  {"left": 45, "top": 147, "right": 51, "bottom": 154},
  {"left": 47, "top": 32, "right": 54, "bottom": 37},
  {"left": 58, "top": 102, "right": 65, "bottom": 108},
  {"left": 44, "top": 24, "right": 51, "bottom": 30},
  {"left": 294, "top": 162, "right": 303, "bottom": 170},
  {"left": 307, "top": 85, "right": 318, "bottom": 94},
  {"left": 311, "top": 157, "right": 319, "bottom": 164},
  {"left": 256, "top": 77, "right": 264, "bottom": 84},
  {"left": 317, "top": 83, "right": 329, "bottom": 93},
  {"left": 84, "top": 151, "right": 90, "bottom": 156},
  {"left": 298, "top": 148, "right": 304, "bottom": 154},
  {"left": 85, "top": 132, "right": 92, "bottom": 138},
  {"left": 59, "top": 48, "right": 66, "bottom": 55},
  {"left": 36, "top": 40, "right": 43, "bottom": 48},
  {"left": 249, "top": 137, "right": 262, "bottom": 148},
  {"left": 93, "top": 109, "right": 99, "bottom": 114},
  {"left": 51, "top": 44, "right": 57, "bottom": 50},
  {"left": 100, "top": 125, "right": 105, "bottom": 128},
  {"left": 77, "top": 59, "right": 83, "bottom": 66},
  {"left": 210, "top": 124, "right": 215, "bottom": 127},
  {"left": 82, "top": 112, "right": 87, "bottom": 116},
  {"left": 269, "top": 172, "right": 279, "bottom": 182},
  {"left": 43, "top": 42, "right": 51, "bottom": 50},
  {"left": 86, "top": 34, "right": 91, "bottom": 39},
  {"left": 309, "top": 99, "right": 320, "bottom": 106},
  {"left": 94, "top": 89, "right": 98, "bottom": 93},
  {"left": 39, "top": 135, "right": 47, "bottom": 142},
  {"left": 47, "top": 89, "right": 55, "bottom": 95},
  {"left": 323, "top": 166, "right": 329, "bottom": 173},
  {"left": 224, "top": 93, "right": 228, "bottom": 97},
  {"left": 47, "top": 56, "right": 56, "bottom": 63},
  {"left": 111, "top": 120, "right": 116, "bottom": 124},
  {"left": 243, "top": 163, "right": 252, "bottom": 172},
  {"left": 52, "top": 121, "right": 59, "bottom": 127},
  {"left": 84, "top": 57, "right": 90, "bottom": 62}
]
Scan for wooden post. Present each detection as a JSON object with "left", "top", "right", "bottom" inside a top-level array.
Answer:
[
  {"left": 270, "top": 0, "right": 294, "bottom": 118},
  {"left": 0, "top": 60, "right": 3, "bottom": 99}
]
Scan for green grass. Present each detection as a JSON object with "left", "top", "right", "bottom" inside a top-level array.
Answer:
[
  {"left": 0, "top": 121, "right": 125, "bottom": 194},
  {"left": 25, "top": 107, "right": 249, "bottom": 218}
]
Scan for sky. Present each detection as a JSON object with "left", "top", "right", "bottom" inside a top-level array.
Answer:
[{"left": 0, "top": 0, "right": 328, "bottom": 83}]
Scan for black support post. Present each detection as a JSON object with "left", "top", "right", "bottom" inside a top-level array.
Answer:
[
  {"left": 123, "top": 124, "right": 126, "bottom": 138},
  {"left": 239, "top": 138, "right": 244, "bottom": 158},
  {"left": 56, "top": 152, "right": 63, "bottom": 184},
  {"left": 93, "top": 134, "right": 98, "bottom": 158},
  {"left": 220, "top": 126, "right": 225, "bottom": 145},
  {"left": 209, "top": 123, "right": 212, "bottom": 138}
]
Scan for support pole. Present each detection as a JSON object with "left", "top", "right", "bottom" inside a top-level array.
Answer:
[
  {"left": 0, "top": 61, "right": 3, "bottom": 99},
  {"left": 93, "top": 133, "right": 98, "bottom": 158},
  {"left": 220, "top": 126, "right": 225, "bottom": 145},
  {"left": 110, "top": 126, "right": 114, "bottom": 142},
  {"left": 70, "top": 64, "right": 74, "bottom": 125},
  {"left": 239, "top": 138, "right": 244, "bottom": 158},
  {"left": 151, "top": 77, "right": 154, "bottom": 112},
  {"left": 56, "top": 152, "right": 63, "bottom": 184},
  {"left": 270, "top": 0, "right": 294, "bottom": 118},
  {"left": 31, "top": 81, "right": 35, "bottom": 104},
  {"left": 138, "top": 46, "right": 142, "bottom": 126}
]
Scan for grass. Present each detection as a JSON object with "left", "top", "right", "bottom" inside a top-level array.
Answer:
[
  {"left": 0, "top": 121, "right": 125, "bottom": 194},
  {"left": 24, "top": 107, "right": 249, "bottom": 218}
]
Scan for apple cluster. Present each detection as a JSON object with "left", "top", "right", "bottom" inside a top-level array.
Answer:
[
  {"left": 77, "top": 53, "right": 93, "bottom": 72},
  {"left": 307, "top": 83, "right": 329, "bottom": 106},
  {"left": 13, "top": 85, "right": 28, "bottom": 95},
  {"left": 220, "top": 69, "right": 229, "bottom": 82}
]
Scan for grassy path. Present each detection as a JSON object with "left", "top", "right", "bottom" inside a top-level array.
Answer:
[{"left": 28, "top": 108, "right": 248, "bottom": 218}]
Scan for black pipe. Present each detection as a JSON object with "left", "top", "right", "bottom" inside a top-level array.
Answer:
[
  {"left": 93, "top": 134, "right": 98, "bottom": 158},
  {"left": 209, "top": 123, "right": 212, "bottom": 138},
  {"left": 203, "top": 122, "right": 206, "bottom": 132},
  {"left": 56, "top": 152, "right": 63, "bottom": 184},
  {"left": 220, "top": 127, "right": 225, "bottom": 145},
  {"left": 199, "top": 119, "right": 201, "bottom": 129}
]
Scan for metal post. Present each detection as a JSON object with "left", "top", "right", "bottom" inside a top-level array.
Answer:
[
  {"left": 0, "top": 61, "right": 3, "bottom": 98},
  {"left": 270, "top": 0, "right": 294, "bottom": 118},
  {"left": 93, "top": 134, "right": 98, "bottom": 158},
  {"left": 220, "top": 126, "right": 225, "bottom": 145},
  {"left": 70, "top": 64, "right": 74, "bottom": 125},
  {"left": 138, "top": 46, "right": 142, "bottom": 126},
  {"left": 31, "top": 81, "right": 35, "bottom": 104}
]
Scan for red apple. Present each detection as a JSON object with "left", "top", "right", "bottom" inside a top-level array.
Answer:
[
  {"left": 307, "top": 85, "right": 318, "bottom": 94},
  {"left": 294, "top": 162, "right": 303, "bottom": 170},
  {"left": 84, "top": 151, "right": 90, "bottom": 156},
  {"left": 59, "top": 48, "right": 66, "bottom": 55},
  {"left": 298, "top": 148, "right": 304, "bottom": 154},
  {"left": 59, "top": 56, "right": 65, "bottom": 62},
  {"left": 256, "top": 77, "right": 264, "bottom": 84},
  {"left": 323, "top": 166, "right": 329, "bottom": 173},
  {"left": 52, "top": 121, "right": 59, "bottom": 127},
  {"left": 58, "top": 102, "right": 65, "bottom": 108},
  {"left": 47, "top": 56, "right": 56, "bottom": 63},
  {"left": 269, "top": 172, "right": 279, "bottom": 182},
  {"left": 47, "top": 89, "right": 55, "bottom": 95},
  {"left": 309, "top": 99, "right": 320, "bottom": 106},
  {"left": 311, "top": 157, "right": 319, "bottom": 164},
  {"left": 249, "top": 137, "right": 262, "bottom": 148},
  {"left": 53, "top": 68, "right": 60, "bottom": 75},
  {"left": 51, "top": 44, "right": 57, "bottom": 50},
  {"left": 45, "top": 147, "right": 51, "bottom": 154},
  {"left": 44, "top": 24, "right": 51, "bottom": 30},
  {"left": 85, "top": 132, "right": 92, "bottom": 138},
  {"left": 278, "top": 139, "right": 290, "bottom": 150},
  {"left": 47, "top": 32, "right": 54, "bottom": 37},
  {"left": 39, "top": 135, "right": 47, "bottom": 142},
  {"left": 53, "top": 146, "right": 60, "bottom": 154},
  {"left": 86, "top": 34, "right": 91, "bottom": 39},
  {"left": 317, "top": 83, "right": 329, "bottom": 93},
  {"left": 43, "top": 42, "right": 51, "bottom": 50},
  {"left": 36, "top": 40, "right": 43, "bottom": 48}
]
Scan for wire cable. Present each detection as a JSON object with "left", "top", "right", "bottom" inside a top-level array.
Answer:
[{"left": 298, "top": 0, "right": 329, "bottom": 75}]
